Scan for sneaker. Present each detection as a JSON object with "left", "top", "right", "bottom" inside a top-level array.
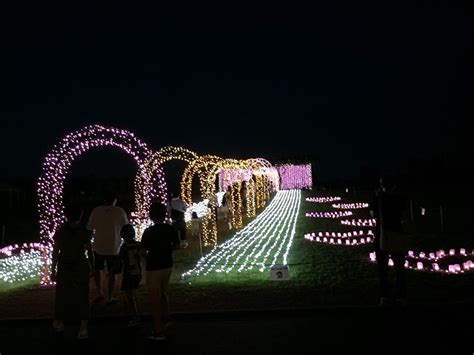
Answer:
[
  {"left": 77, "top": 331, "right": 88, "bottom": 340},
  {"left": 148, "top": 332, "right": 166, "bottom": 341},
  {"left": 52, "top": 320, "right": 64, "bottom": 332}
]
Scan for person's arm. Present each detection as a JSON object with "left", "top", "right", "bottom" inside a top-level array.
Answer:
[
  {"left": 140, "top": 230, "right": 150, "bottom": 252},
  {"left": 121, "top": 208, "right": 129, "bottom": 226},
  {"left": 87, "top": 208, "right": 96, "bottom": 232}
]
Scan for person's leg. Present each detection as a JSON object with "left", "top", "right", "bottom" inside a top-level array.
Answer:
[
  {"left": 146, "top": 271, "right": 164, "bottom": 334},
  {"left": 376, "top": 248, "right": 390, "bottom": 301},
  {"left": 78, "top": 320, "right": 88, "bottom": 339},
  {"left": 392, "top": 252, "right": 407, "bottom": 300},
  {"left": 127, "top": 289, "right": 139, "bottom": 319},
  {"left": 93, "top": 252, "right": 105, "bottom": 300},
  {"left": 160, "top": 268, "right": 172, "bottom": 324},
  {"left": 105, "top": 256, "right": 118, "bottom": 302},
  {"left": 179, "top": 221, "right": 186, "bottom": 241}
]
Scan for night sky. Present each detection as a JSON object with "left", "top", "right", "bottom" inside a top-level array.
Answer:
[{"left": 1, "top": 3, "right": 473, "bottom": 181}]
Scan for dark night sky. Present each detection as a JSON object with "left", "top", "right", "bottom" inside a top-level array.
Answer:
[{"left": 1, "top": 2, "right": 473, "bottom": 181}]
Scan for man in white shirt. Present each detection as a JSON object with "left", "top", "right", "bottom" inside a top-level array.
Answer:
[{"left": 87, "top": 190, "right": 128, "bottom": 304}]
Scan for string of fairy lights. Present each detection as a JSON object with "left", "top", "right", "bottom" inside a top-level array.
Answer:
[
  {"left": 181, "top": 189, "right": 301, "bottom": 278},
  {"left": 306, "top": 196, "right": 341, "bottom": 203},
  {"left": 305, "top": 211, "right": 353, "bottom": 218},
  {"left": 331, "top": 203, "right": 369, "bottom": 209}
]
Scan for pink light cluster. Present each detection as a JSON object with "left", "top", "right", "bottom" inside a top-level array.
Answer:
[
  {"left": 340, "top": 219, "right": 376, "bottom": 227},
  {"left": 0, "top": 243, "right": 43, "bottom": 257},
  {"left": 305, "top": 232, "right": 373, "bottom": 246},
  {"left": 368, "top": 248, "right": 474, "bottom": 274},
  {"left": 277, "top": 164, "right": 312, "bottom": 190},
  {"left": 219, "top": 168, "right": 253, "bottom": 192}
]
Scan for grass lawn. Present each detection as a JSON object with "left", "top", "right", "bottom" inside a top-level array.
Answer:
[{"left": 0, "top": 188, "right": 473, "bottom": 319}]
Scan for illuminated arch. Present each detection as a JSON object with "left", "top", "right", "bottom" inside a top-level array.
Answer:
[
  {"left": 134, "top": 146, "right": 198, "bottom": 236},
  {"left": 37, "top": 124, "right": 168, "bottom": 245},
  {"left": 180, "top": 155, "right": 223, "bottom": 205}
]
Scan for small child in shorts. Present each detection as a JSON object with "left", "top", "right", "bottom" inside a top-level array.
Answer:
[{"left": 119, "top": 224, "right": 142, "bottom": 327}]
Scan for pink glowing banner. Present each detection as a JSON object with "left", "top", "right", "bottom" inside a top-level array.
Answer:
[{"left": 277, "top": 164, "right": 312, "bottom": 190}]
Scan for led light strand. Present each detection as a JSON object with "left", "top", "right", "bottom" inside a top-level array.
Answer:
[
  {"left": 306, "top": 196, "right": 341, "bottom": 203},
  {"left": 182, "top": 190, "right": 300, "bottom": 278}
]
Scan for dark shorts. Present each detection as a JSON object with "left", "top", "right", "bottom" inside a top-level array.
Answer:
[
  {"left": 94, "top": 252, "right": 121, "bottom": 274},
  {"left": 121, "top": 275, "right": 142, "bottom": 290}
]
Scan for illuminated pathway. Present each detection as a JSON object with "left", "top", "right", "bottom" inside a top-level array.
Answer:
[{"left": 182, "top": 190, "right": 301, "bottom": 278}]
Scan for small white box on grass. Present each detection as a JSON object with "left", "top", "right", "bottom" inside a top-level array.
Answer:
[{"left": 270, "top": 265, "right": 290, "bottom": 280}]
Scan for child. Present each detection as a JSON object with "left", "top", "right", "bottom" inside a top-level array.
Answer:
[
  {"left": 191, "top": 211, "right": 200, "bottom": 238},
  {"left": 119, "top": 224, "right": 142, "bottom": 327}
]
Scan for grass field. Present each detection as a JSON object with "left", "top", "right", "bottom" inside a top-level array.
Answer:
[{"left": 0, "top": 188, "right": 473, "bottom": 319}]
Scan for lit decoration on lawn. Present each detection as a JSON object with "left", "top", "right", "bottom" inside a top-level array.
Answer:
[
  {"left": 38, "top": 124, "right": 167, "bottom": 244},
  {"left": 340, "top": 219, "right": 376, "bottom": 227},
  {"left": 277, "top": 164, "right": 312, "bottom": 190},
  {"left": 305, "top": 211, "right": 353, "bottom": 218},
  {"left": 134, "top": 146, "right": 198, "bottom": 237},
  {"left": 0, "top": 243, "right": 47, "bottom": 284},
  {"left": 368, "top": 248, "right": 474, "bottom": 274},
  {"left": 332, "top": 203, "right": 369, "bottom": 209},
  {"left": 306, "top": 196, "right": 341, "bottom": 203},
  {"left": 182, "top": 189, "right": 301, "bottom": 278},
  {"left": 304, "top": 230, "right": 374, "bottom": 245}
]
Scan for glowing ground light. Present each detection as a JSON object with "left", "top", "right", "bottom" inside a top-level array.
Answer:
[
  {"left": 332, "top": 203, "right": 369, "bottom": 209},
  {"left": 368, "top": 248, "right": 474, "bottom": 274},
  {"left": 304, "top": 231, "right": 373, "bottom": 246},
  {"left": 181, "top": 190, "right": 301, "bottom": 278},
  {"left": 341, "top": 219, "right": 376, "bottom": 227},
  {"left": 305, "top": 211, "right": 353, "bottom": 218},
  {"left": 0, "top": 244, "right": 48, "bottom": 284},
  {"left": 306, "top": 196, "right": 341, "bottom": 203}
]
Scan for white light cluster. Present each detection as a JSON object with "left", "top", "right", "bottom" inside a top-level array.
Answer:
[
  {"left": 340, "top": 219, "right": 376, "bottom": 227},
  {"left": 332, "top": 203, "right": 369, "bottom": 209},
  {"left": 305, "top": 211, "right": 353, "bottom": 218},
  {"left": 306, "top": 196, "right": 341, "bottom": 203},
  {"left": 0, "top": 243, "right": 48, "bottom": 284},
  {"left": 181, "top": 190, "right": 301, "bottom": 278},
  {"left": 184, "top": 199, "right": 210, "bottom": 222},
  {"left": 369, "top": 248, "right": 474, "bottom": 274}
]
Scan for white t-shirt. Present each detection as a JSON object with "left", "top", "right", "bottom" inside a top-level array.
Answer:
[{"left": 87, "top": 205, "right": 128, "bottom": 256}]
